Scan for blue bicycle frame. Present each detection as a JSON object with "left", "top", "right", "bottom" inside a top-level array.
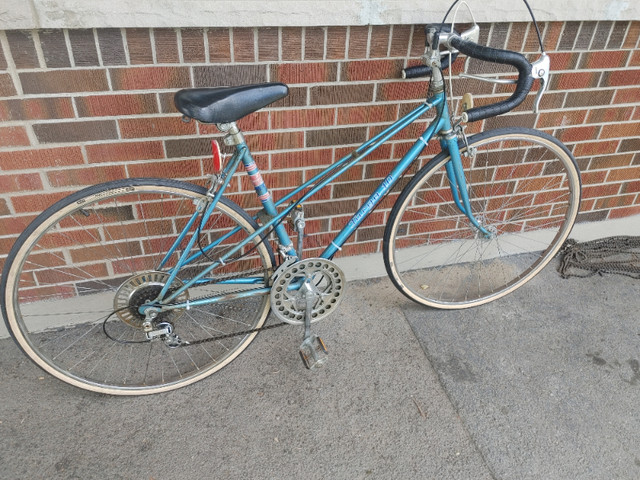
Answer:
[{"left": 146, "top": 89, "right": 487, "bottom": 312}]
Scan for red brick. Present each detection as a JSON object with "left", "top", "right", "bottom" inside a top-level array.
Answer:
[
  {"left": 340, "top": 241, "right": 380, "bottom": 257},
  {"left": 327, "top": 27, "right": 347, "bottom": 60},
  {"left": 370, "top": 26, "right": 390, "bottom": 58},
  {"left": 33, "top": 120, "right": 118, "bottom": 143},
  {"left": 233, "top": 28, "right": 255, "bottom": 63},
  {"left": 599, "top": 122, "right": 640, "bottom": 139},
  {"left": 541, "top": 22, "right": 563, "bottom": 52},
  {"left": 630, "top": 50, "right": 640, "bottom": 67},
  {"left": 126, "top": 28, "right": 153, "bottom": 64},
  {"left": 603, "top": 69, "right": 640, "bottom": 87},
  {"left": 586, "top": 106, "right": 634, "bottom": 124},
  {"left": 126, "top": 159, "right": 202, "bottom": 178},
  {"left": 6, "top": 31, "right": 39, "bottom": 69},
  {"left": 271, "top": 63, "right": 337, "bottom": 84},
  {"left": 0, "top": 126, "right": 30, "bottom": 147},
  {"left": 589, "top": 154, "right": 634, "bottom": 170},
  {"left": 47, "top": 165, "right": 127, "bottom": 187},
  {"left": 208, "top": 29, "right": 232, "bottom": 62},
  {"left": 506, "top": 23, "right": 527, "bottom": 51},
  {"left": 619, "top": 138, "right": 640, "bottom": 153},
  {"left": 258, "top": 28, "right": 279, "bottom": 62},
  {"left": 245, "top": 131, "right": 304, "bottom": 152},
  {"left": 119, "top": 116, "right": 196, "bottom": 138},
  {"left": 13, "top": 192, "right": 73, "bottom": 214},
  {"left": 271, "top": 148, "right": 334, "bottom": 169},
  {"left": 0, "top": 214, "right": 37, "bottom": 236},
  {"left": 0, "top": 173, "right": 43, "bottom": 192},
  {"left": 622, "top": 21, "right": 640, "bottom": 49},
  {"left": 0, "top": 199, "right": 9, "bottom": 216},
  {"left": 410, "top": 25, "right": 427, "bottom": 57},
  {"left": 282, "top": 28, "right": 302, "bottom": 61},
  {"left": 582, "top": 184, "right": 621, "bottom": 199},
  {"left": 549, "top": 52, "right": 579, "bottom": 71},
  {"left": 97, "top": 29, "right": 127, "bottom": 65},
  {"left": 271, "top": 108, "right": 335, "bottom": 129},
  {"left": 607, "top": 166, "right": 640, "bottom": 182},
  {"left": 613, "top": 87, "right": 640, "bottom": 104},
  {"left": 154, "top": 29, "right": 180, "bottom": 63},
  {"left": 0, "top": 97, "right": 75, "bottom": 121},
  {"left": 622, "top": 180, "right": 640, "bottom": 194},
  {"left": 349, "top": 26, "right": 369, "bottom": 59},
  {"left": 536, "top": 110, "right": 587, "bottom": 129},
  {"left": 337, "top": 104, "right": 398, "bottom": 125},
  {"left": 39, "top": 30, "right": 71, "bottom": 68},
  {"left": 85, "top": 141, "right": 165, "bottom": 163},
  {"left": 0, "top": 146, "right": 84, "bottom": 170},
  {"left": 376, "top": 81, "right": 429, "bottom": 101},
  {"left": 305, "top": 27, "right": 325, "bottom": 60},
  {"left": 75, "top": 93, "right": 158, "bottom": 117},
  {"left": 580, "top": 171, "right": 607, "bottom": 185},
  {"left": 306, "top": 126, "right": 367, "bottom": 148},
  {"left": 573, "top": 140, "right": 620, "bottom": 157},
  {"left": 580, "top": 51, "right": 630, "bottom": 70},
  {"left": 109, "top": 66, "right": 191, "bottom": 90},
  {"left": 311, "top": 84, "right": 374, "bottom": 105},
  {"left": 595, "top": 193, "right": 635, "bottom": 210},
  {"left": 550, "top": 71, "right": 600, "bottom": 90},
  {"left": 390, "top": 25, "right": 412, "bottom": 57},
  {"left": 343, "top": 60, "right": 404, "bottom": 81},
  {"left": 20, "top": 70, "right": 109, "bottom": 94},
  {"left": 181, "top": 28, "right": 206, "bottom": 63},
  {"left": 555, "top": 126, "right": 599, "bottom": 143},
  {"left": 0, "top": 74, "right": 17, "bottom": 97},
  {"left": 609, "top": 205, "right": 640, "bottom": 219}
]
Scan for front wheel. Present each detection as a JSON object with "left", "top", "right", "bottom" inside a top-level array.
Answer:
[
  {"left": 1, "top": 178, "right": 274, "bottom": 395},
  {"left": 383, "top": 128, "right": 581, "bottom": 309}
]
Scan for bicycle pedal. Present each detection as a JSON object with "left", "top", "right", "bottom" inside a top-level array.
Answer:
[{"left": 299, "top": 335, "right": 328, "bottom": 370}]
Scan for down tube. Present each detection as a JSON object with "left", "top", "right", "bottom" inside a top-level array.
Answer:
[{"left": 320, "top": 118, "right": 445, "bottom": 259}]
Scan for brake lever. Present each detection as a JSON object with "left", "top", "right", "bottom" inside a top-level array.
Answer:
[{"left": 531, "top": 53, "right": 550, "bottom": 113}]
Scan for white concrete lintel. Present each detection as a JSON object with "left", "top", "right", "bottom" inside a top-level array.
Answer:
[{"left": 2, "top": 0, "right": 639, "bottom": 30}]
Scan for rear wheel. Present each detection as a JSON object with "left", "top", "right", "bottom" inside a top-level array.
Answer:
[
  {"left": 1, "top": 178, "right": 274, "bottom": 395},
  {"left": 383, "top": 128, "right": 581, "bottom": 308}
]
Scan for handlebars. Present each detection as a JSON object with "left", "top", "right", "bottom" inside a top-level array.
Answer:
[{"left": 402, "top": 24, "right": 549, "bottom": 122}]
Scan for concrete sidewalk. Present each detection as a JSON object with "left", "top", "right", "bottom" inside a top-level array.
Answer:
[{"left": 0, "top": 261, "right": 638, "bottom": 479}]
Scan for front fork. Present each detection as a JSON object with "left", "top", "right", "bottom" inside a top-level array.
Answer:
[{"left": 439, "top": 116, "right": 491, "bottom": 238}]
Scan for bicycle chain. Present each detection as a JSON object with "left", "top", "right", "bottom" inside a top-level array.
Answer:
[
  {"left": 163, "top": 266, "right": 291, "bottom": 346},
  {"left": 180, "top": 320, "right": 289, "bottom": 346}
]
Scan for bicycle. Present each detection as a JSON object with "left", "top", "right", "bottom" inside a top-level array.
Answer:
[{"left": 0, "top": 3, "right": 581, "bottom": 395}]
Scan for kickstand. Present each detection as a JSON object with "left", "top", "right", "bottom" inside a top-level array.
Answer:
[{"left": 299, "top": 279, "right": 328, "bottom": 369}]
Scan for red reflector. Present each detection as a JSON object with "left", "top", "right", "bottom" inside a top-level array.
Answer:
[{"left": 212, "top": 140, "right": 222, "bottom": 173}]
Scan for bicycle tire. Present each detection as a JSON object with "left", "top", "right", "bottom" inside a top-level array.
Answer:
[
  {"left": 383, "top": 128, "right": 581, "bottom": 308},
  {"left": 1, "top": 178, "right": 275, "bottom": 395}
]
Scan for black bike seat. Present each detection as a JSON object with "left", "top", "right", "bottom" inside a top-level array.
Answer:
[{"left": 174, "top": 83, "right": 289, "bottom": 124}]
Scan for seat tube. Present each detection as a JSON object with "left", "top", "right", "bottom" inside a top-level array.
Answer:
[{"left": 239, "top": 147, "right": 296, "bottom": 255}]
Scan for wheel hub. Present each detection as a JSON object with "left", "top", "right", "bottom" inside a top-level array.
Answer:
[{"left": 113, "top": 272, "right": 189, "bottom": 328}]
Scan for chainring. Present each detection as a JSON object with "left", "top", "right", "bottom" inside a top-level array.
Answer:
[{"left": 270, "top": 258, "right": 345, "bottom": 325}]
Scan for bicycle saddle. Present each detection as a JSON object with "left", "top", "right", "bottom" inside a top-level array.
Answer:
[{"left": 174, "top": 82, "right": 289, "bottom": 124}]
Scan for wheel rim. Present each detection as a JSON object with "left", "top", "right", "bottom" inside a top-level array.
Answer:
[
  {"left": 5, "top": 182, "right": 272, "bottom": 394},
  {"left": 388, "top": 132, "right": 580, "bottom": 308}
]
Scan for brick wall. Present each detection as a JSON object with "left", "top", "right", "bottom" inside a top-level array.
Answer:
[{"left": 0, "top": 21, "right": 639, "bottom": 266}]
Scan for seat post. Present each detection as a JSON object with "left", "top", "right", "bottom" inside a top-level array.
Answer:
[{"left": 217, "top": 122, "right": 244, "bottom": 146}]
